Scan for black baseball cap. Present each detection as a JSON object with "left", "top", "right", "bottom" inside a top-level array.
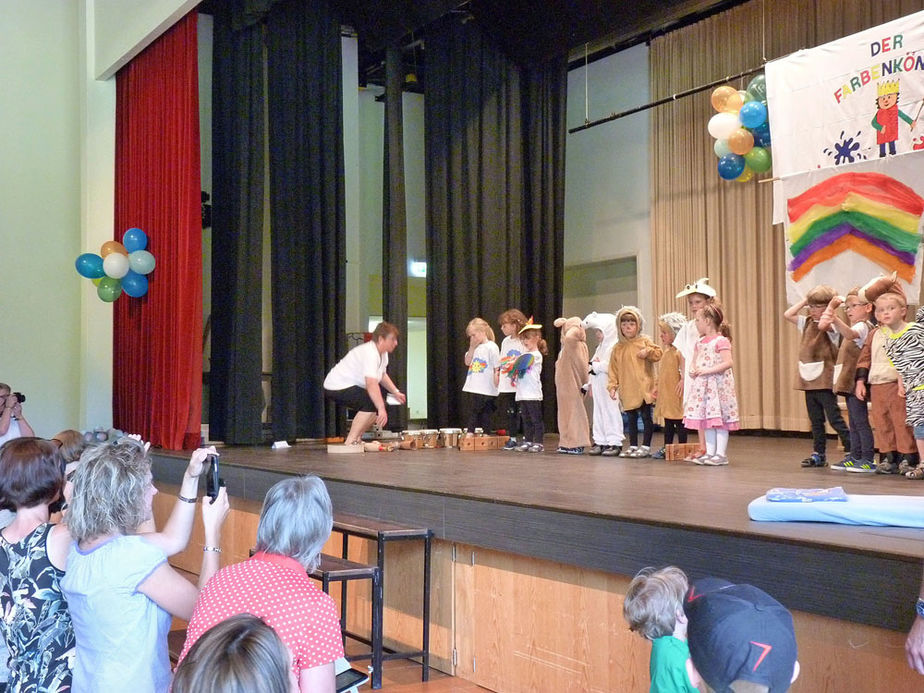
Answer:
[{"left": 684, "top": 578, "right": 798, "bottom": 693}]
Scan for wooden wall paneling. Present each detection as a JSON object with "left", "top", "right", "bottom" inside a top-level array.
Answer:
[{"left": 450, "top": 544, "right": 923, "bottom": 693}]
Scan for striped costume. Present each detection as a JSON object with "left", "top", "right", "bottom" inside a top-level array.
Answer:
[{"left": 884, "top": 307, "right": 924, "bottom": 428}]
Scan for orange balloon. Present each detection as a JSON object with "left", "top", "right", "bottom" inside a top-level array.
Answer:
[
  {"left": 727, "top": 128, "right": 755, "bottom": 155},
  {"left": 724, "top": 91, "right": 745, "bottom": 113},
  {"left": 100, "top": 241, "right": 128, "bottom": 257},
  {"left": 710, "top": 85, "right": 736, "bottom": 112}
]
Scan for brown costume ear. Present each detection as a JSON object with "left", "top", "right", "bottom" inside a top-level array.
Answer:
[{"left": 859, "top": 271, "right": 902, "bottom": 303}]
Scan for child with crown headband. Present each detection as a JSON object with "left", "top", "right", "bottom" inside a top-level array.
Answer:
[{"left": 509, "top": 319, "right": 548, "bottom": 453}]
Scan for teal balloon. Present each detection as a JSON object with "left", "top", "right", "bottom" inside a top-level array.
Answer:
[
  {"left": 122, "top": 270, "right": 149, "bottom": 298},
  {"left": 714, "top": 139, "right": 731, "bottom": 158},
  {"left": 129, "top": 250, "right": 156, "bottom": 275},
  {"left": 744, "top": 146, "right": 772, "bottom": 173},
  {"left": 746, "top": 74, "right": 767, "bottom": 101},
  {"left": 122, "top": 227, "right": 148, "bottom": 252},
  {"left": 97, "top": 277, "right": 122, "bottom": 302},
  {"left": 717, "top": 153, "right": 745, "bottom": 180},
  {"left": 75, "top": 253, "right": 105, "bottom": 279},
  {"left": 739, "top": 101, "right": 767, "bottom": 129}
]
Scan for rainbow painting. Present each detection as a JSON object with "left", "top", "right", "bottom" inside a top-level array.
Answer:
[{"left": 786, "top": 172, "right": 924, "bottom": 282}]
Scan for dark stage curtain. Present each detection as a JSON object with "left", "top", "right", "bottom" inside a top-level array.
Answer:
[
  {"left": 208, "top": 4, "right": 267, "bottom": 445},
  {"left": 383, "top": 46, "right": 408, "bottom": 430},
  {"left": 265, "top": 0, "right": 346, "bottom": 440},
  {"left": 113, "top": 13, "right": 203, "bottom": 450},
  {"left": 424, "top": 16, "right": 567, "bottom": 429}
]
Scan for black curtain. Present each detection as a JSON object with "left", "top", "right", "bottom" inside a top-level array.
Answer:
[
  {"left": 383, "top": 46, "right": 408, "bottom": 430},
  {"left": 265, "top": 0, "right": 346, "bottom": 440},
  {"left": 208, "top": 5, "right": 267, "bottom": 444},
  {"left": 424, "top": 16, "right": 567, "bottom": 429}
]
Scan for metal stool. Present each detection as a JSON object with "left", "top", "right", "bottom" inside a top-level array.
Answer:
[
  {"left": 311, "top": 554, "right": 383, "bottom": 689},
  {"left": 333, "top": 513, "right": 432, "bottom": 690}
]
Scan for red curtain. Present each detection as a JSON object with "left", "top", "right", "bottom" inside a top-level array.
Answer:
[{"left": 113, "top": 13, "right": 202, "bottom": 450}]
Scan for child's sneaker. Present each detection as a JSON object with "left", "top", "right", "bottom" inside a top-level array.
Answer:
[
  {"left": 601, "top": 445, "right": 622, "bottom": 457},
  {"left": 502, "top": 438, "right": 518, "bottom": 451},
  {"left": 898, "top": 458, "right": 916, "bottom": 476},
  {"left": 619, "top": 445, "right": 638, "bottom": 458},
  {"left": 527, "top": 443, "right": 544, "bottom": 453},
  {"left": 845, "top": 459, "right": 876, "bottom": 473},
  {"left": 557, "top": 446, "right": 584, "bottom": 455},
  {"left": 587, "top": 444, "right": 604, "bottom": 456},
  {"left": 701, "top": 454, "right": 728, "bottom": 466},
  {"left": 876, "top": 459, "right": 899, "bottom": 474},
  {"left": 631, "top": 445, "right": 651, "bottom": 458},
  {"left": 800, "top": 452, "right": 826, "bottom": 468},
  {"left": 515, "top": 441, "right": 532, "bottom": 452},
  {"left": 651, "top": 447, "right": 666, "bottom": 459},
  {"left": 829, "top": 455, "right": 856, "bottom": 471}
]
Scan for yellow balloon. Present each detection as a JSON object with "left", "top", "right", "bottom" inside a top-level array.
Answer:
[
  {"left": 710, "top": 85, "right": 737, "bottom": 112},
  {"left": 91, "top": 277, "right": 103, "bottom": 286},
  {"left": 736, "top": 165, "right": 755, "bottom": 183}
]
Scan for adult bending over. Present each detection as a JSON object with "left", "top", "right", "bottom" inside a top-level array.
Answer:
[
  {"left": 0, "top": 383, "right": 34, "bottom": 445},
  {"left": 178, "top": 476, "right": 344, "bottom": 693},
  {"left": 61, "top": 437, "right": 229, "bottom": 693},
  {"left": 323, "top": 322, "right": 406, "bottom": 444}
]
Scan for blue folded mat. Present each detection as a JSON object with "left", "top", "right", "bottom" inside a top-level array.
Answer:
[{"left": 748, "top": 492, "right": 924, "bottom": 527}]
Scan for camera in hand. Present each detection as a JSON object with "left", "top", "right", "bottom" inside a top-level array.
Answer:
[
  {"left": 205, "top": 454, "right": 224, "bottom": 502},
  {"left": 11, "top": 392, "right": 24, "bottom": 404}
]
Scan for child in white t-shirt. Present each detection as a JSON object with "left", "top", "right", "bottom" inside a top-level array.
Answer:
[
  {"left": 510, "top": 321, "right": 548, "bottom": 453},
  {"left": 463, "top": 318, "right": 500, "bottom": 434},
  {"left": 497, "top": 309, "right": 528, "bottom": 449}
]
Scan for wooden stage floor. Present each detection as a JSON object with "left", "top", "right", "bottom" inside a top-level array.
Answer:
[{"left": 152, "top": 432, "right": 924, "bottom": 631}]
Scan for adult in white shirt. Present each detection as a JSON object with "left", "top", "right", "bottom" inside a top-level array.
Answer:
[
  {"left": 0, "top": 383, "right": 35, "bottom": 446},
  {"left": 323, "top": 322, "right": 407, "bottom": 445}
]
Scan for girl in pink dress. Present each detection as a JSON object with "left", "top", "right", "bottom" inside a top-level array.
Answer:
[{"left": 682, "top": 305, "right": 739, "bottom": 465}]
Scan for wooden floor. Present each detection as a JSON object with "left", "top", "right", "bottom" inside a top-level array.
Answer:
[{"left": 174, "top": 432, "right": 924, "bottom": 560}]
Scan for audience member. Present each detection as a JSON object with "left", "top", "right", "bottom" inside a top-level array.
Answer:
[
  {"left": 0, "top": 384, "right": 34, "bottom": 446},
  {"left": 0, "top": 437, "right": 75, "bottom": 690},
  {"left": 178, "top": 476, "right": 343, "bottom": 693},
  {"left": 62, "top": 438, "right": 229, "bottom": 692},
  {"left": 173, "top": 614, "right": 297, "bottom": 693},
  {"left": 624, "top": 566, "right": 699, "bottom": 692},
  {"left": 684, "top": 577, "right": 800, "bottom": 692}
]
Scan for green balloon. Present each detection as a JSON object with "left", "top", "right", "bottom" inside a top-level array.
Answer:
[
  {"left": 744, "top": 146, "right": 772, "bottom": 173},
  {"left": 97, "top": 277, "right": 122, "bottom": 302},
  {"left": 746, "top": 74, "right": 767, "bottom": 102}
]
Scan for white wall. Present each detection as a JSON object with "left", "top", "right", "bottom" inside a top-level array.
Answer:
[
  {"left": 564, "top": 44, "right": 651, "bottom": 324},
  {"left": 94, "top": 0, "right": 198, "bottom": 78},
  {"left": 0, "top": 2, "right": 82, "bottom": 436}
]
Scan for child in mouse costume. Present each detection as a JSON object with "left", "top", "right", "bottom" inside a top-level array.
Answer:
[
  {"left": 583, "top": 312, "right": 624, "bottom": 456},
  {"left": 554, "top": 316, "right": 591, "bottom": 455}
]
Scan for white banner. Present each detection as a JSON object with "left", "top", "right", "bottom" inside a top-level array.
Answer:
[
  {"left": 782, "top": 153, "right": 924, "bottom": 304},
  {"left": 767, "top": 10, "right": 924, "bottom": 177}
]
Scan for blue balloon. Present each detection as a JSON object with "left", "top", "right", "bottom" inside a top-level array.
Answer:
[
  {"left": 75, "top": 253, "right": 105, "bottom": 279},
  {"left": 717, "top": 153, "right": 746, "bottom": 180},
  {"left": 122, "top": 227, "right": 148, "bottom": 253},
  {"left": 121, "top": 270, "right": 149, "bottom": 298},
  {"left": 739, "top": 101, "right": 768, "bottom": 129}
]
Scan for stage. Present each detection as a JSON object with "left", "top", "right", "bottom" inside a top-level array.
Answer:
[{"left": 151, "top": 433, "right": 924, "bottom": 632}]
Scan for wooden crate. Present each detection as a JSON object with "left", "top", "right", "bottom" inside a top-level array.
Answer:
[{"left": 665, "top": 443, "right": 701, "bottom": 461}]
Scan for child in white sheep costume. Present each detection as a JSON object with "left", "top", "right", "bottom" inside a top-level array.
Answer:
[{"left": 583, "top": 312, "right": 625, "bottom": 455}]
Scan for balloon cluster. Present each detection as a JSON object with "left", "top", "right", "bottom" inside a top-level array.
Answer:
[
  {"left": 707, "top": 74, "right": 772, "bottom": 182},
  {"left": 74, "top": 228, "right": 156, "bottom": 302}
]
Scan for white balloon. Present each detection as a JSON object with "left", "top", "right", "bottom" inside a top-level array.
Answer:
[
  {"left": 707, "top": 112, "right": 740, "bottom": 140},
  {"left": 103, "top": 252, "right": 130, "bottom": 279}
]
